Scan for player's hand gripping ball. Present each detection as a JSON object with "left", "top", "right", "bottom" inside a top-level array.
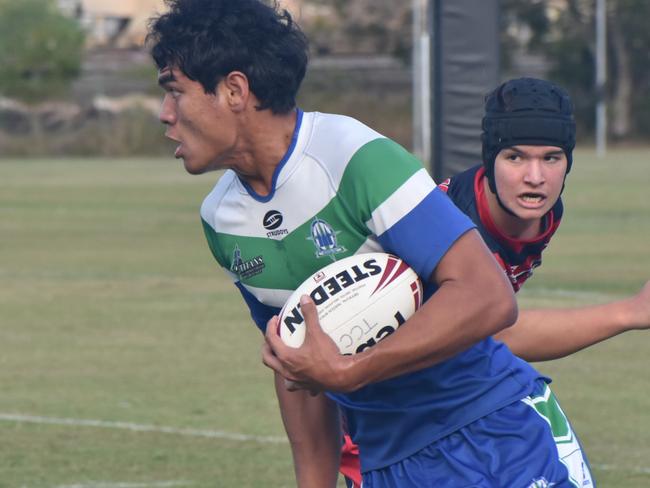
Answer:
[{"left": 278, "top": 253, "right": 423, "bottom": 355}]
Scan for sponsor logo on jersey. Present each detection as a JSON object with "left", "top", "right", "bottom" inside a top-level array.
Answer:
[
  {"left": 230, "top": 244, "right": 265, "bottom": 280},
  {"left": 307, "top": 217, "right": 345, "bottom": 260},
  {"left": 263, "top": 210, "right": 283, "bottom": 230},
  {"left": 263, "top": 210, "right": 289, "bottom": 238}
]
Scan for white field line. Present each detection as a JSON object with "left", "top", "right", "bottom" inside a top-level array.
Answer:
[
  {"left": 0, "top": 413, "right": 287, "bottom": 444},
  {"left": 592, "top": 463, "right": 650, "bottom": 475},
  {"left": 56, "top": 482, "right": 191, "bottom": 488},
  {"left": 3, "top": 416, "right": 649, "bottom": 478}
]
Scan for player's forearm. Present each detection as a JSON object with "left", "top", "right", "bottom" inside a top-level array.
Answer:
[
  {"left": 263, "top": 230, "right": 519, "bottom": 393},
  {"left": 495, "top": 299, "right": 634, "bottom": 362},
  {"left": 275, "top": 374, "right": 341, "bottom": 488},
  {"left": 345, "top": 258, "right": 517, "bottom": 389}
]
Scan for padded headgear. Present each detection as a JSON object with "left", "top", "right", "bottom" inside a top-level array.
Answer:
[{"left": 481, "top": 77, "right": 576, "bottom": 194}]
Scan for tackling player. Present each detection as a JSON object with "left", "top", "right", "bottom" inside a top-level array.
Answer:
[
  {"left": 448, "top": 77, "right": 650, "bottom": 362},
  {"left": 148, "top": 3, "right": 594, "bottom": 486}
]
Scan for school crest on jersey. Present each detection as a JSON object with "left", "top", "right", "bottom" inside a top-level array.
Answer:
[
  {"left": 307, "top": 217, "right": 346, "bottom": 260},
  {"left": 230, "top": 244, "right": 265, "bottom": 280}
]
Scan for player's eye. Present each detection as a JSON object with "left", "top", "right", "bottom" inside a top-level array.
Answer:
[{"left": 162, "top": 84, "right": 181, "bottom": 99}]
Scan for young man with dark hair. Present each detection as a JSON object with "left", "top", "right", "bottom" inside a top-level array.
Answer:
[{"left": 148, "top": 3, "right": 593, "bottom": 486}]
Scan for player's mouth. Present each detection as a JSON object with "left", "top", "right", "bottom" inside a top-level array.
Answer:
[
  {"left": 517, "top": 192, "right": 546, "bottom": 208},
  {"left": 165, "top": 132, "right": 183, "bottom": 159}
]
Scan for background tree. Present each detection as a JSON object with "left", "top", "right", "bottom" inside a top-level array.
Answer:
[
  {"left": 0, "top": 0, "right": 84, "bottom": 152},
  {"left": 501, "top": 0, "right": 650, "bottom": 140},
  {"left": 0, "top": 0, "right": 84, "bottom": 103},
  {"left": 608, "top": 0, "right": 650, "bottom": 139},
  {"left": 302, "top": 0, "right": 411, "bottom": 61}
]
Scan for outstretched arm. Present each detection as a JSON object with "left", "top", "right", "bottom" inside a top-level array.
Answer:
[
  {"left": 263, "top": 229, "right": 518, "bottom": 392},
  {"left": 273, "top": 372, "right": 342, "bottom": 487},
  {"left": 495, "top": 280, "right": 650, "bottom": 362}
]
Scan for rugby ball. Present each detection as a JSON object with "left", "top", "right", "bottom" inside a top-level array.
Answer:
[{"left": 278, "top": 253, "right": 423, "bottom": 355}]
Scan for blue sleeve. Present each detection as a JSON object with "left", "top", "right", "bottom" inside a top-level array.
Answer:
[
  {"left": 234, "top": 281, "right": 281, "bottom": 333},
  {"left": 376, "top": 187, "right": 475, "bottom": 281}
]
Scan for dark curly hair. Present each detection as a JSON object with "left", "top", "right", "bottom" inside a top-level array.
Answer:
[{"left": 147, "top": 0, "right": 309, "bottom": 114}]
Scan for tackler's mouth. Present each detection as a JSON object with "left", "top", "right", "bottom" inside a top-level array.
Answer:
[{"left": 517, "top": 192, "right": 546, "bottom": 208}]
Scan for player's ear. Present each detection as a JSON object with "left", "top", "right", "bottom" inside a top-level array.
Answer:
[{"left": 222, "top": 71, "right": 250, "bottom": 112}]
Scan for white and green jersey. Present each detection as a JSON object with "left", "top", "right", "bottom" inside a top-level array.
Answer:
[
  {"left": 200, "top": 110, "right": 446, "bottom": 309},
  {"left": 200, "top": 110, "right": 542, "bottom": 472}
]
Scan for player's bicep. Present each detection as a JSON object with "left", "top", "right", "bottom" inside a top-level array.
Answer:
[
  {"left": 430, "top": 229, "right": 505, "bottom": 286},
  {"left": 377, "top": 186, "right": 476, "bottom": 280},
  {"left": 428, "top": 229, "right": 517, "bottom": 335}
]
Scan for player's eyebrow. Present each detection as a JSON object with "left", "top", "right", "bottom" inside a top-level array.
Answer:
[{"left": 158, "top": 71, "right": 176, "bottom": 87}]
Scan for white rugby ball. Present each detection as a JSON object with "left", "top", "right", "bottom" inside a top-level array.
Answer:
[{"left": 278, "top": 253, "right": 423, "bottom": 355}]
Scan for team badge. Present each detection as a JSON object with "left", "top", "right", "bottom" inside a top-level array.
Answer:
[
  {"left": 307, "top": 217, "right": 345, "bottom": 260},
  {"left": 230, "top": 244, "right": 265, "bottom": 279}
]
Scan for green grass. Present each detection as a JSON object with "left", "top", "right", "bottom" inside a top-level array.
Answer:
[
  {"left": 1, "top": 149, "right": 649, "bottom": 487},
  {"left": 516, "top": 147, "right": 650, "bottom": 487}
]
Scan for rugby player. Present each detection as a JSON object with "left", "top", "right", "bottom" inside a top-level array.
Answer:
[{"left": 148, "top": 4, "right": 594, "bottom": 486}]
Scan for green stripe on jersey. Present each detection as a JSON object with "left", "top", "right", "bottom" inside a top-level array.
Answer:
[
  {"left": 201, "top": 136, "right": 428, "bottom": 296},
  {"left": 337, "top": 138, "right": 425, "bottom": 223},
  {"left": 528, "top": 387, "right": 571, "bottom": 441},
  {"left": 202, "top": 195, "right": 372, "bottom": 291}
]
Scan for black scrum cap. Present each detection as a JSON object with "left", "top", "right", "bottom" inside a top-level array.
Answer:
[{"left": 481, "top": 78, "right": 576, "bottom": 193}]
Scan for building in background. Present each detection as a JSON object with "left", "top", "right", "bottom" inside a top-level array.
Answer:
[
  {"left": 56, "top": 0, "right": 314, "bottom": 49},
  {"left": 57, "top": 0, "right": 166, "bottom": 48}
]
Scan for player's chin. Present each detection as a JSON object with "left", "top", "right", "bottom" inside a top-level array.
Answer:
[
  {"left": 513, "top": 205, "right": 551, "bottom": 221},
  {"left": 182, "top": 158, "right": 209, "bottom": 175}
]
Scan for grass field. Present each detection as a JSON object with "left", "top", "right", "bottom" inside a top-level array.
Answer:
[{"left": 1, "top": 148, "right": 648, "bottom": 487}]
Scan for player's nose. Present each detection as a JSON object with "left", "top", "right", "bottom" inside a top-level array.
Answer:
[
  {"left": 524, "top": 160, "right": 545, "bottom": 185},
  {"left": 159, "top": 95, "right": 176, "bottom": 126}
]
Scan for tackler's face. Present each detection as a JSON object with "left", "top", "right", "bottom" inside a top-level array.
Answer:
[
  {"left": 157, "top": 66, "right": 238, "bottom": 175},
  {"left": 493, "top": 145, "right": 568, "bottom": 221}
]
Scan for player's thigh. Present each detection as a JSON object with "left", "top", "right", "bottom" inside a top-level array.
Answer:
[{"left": 362, "top": 383, "right": 593, "bottom": 488}]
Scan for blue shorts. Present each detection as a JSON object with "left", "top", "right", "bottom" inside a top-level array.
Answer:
[{"left": 361, "top": 381, "right": 594, "bottom": 488}]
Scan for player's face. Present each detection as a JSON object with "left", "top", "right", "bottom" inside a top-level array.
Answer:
[
  {"left": 493, "top": 145, "right": 568, "bottom": 221},
  {"left": 157, "top": 66, "right": 237, "bottom": 174}
]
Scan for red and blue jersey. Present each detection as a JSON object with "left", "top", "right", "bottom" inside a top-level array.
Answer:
[{"left": 439, "top": 164, "right": 563, "bottom": 292}]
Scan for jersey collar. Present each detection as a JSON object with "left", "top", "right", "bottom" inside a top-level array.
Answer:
[{"left": 239, "top": 108, "right": 304, "bottom": 202}]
